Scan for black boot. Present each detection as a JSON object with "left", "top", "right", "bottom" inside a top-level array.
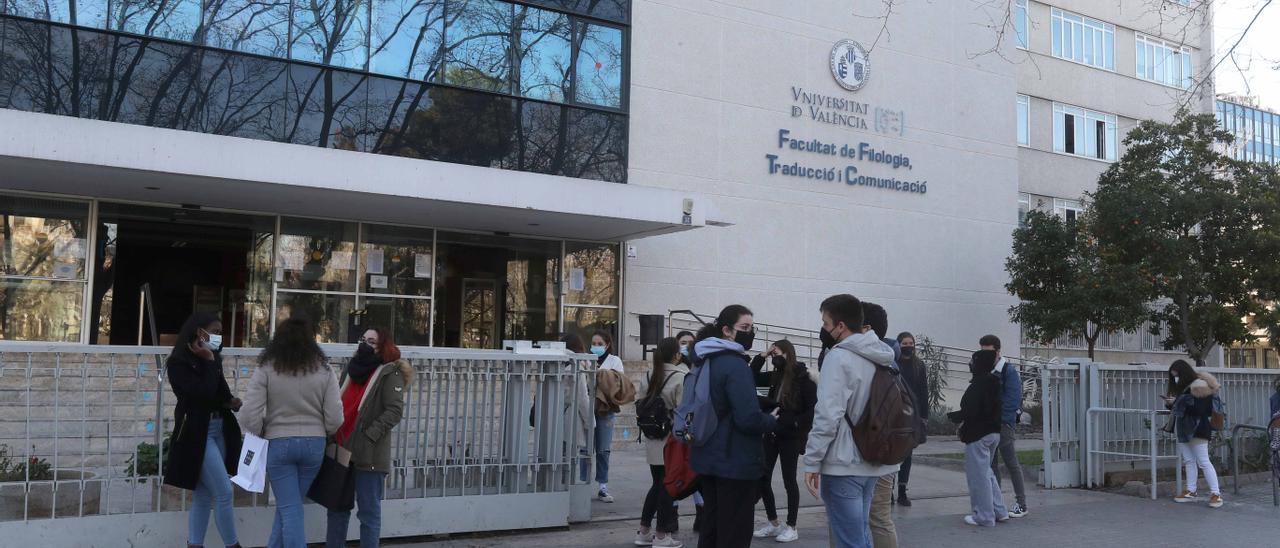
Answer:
[
  {"left": 898, "top": 485, "right": 912, "bottom": 507},
  {"left": 692, "top": 504, "right": 704, "bottom": 532}
]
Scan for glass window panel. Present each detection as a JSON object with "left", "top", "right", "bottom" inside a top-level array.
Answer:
[
  {"left": 1106, "top": 119, "right": 1117, "bottom": 160},
  {"left": 359, "top": 223, "right": 434, "bottom": 296},
  {"left": 396, "top": 86, "right": 515, "bottom": 167},
  {"left": 1013, "top": 0, "right": 1026, "bottom": 49},
  {"left": 514, "top": 5, "right": 570, "bottom": 102},
  {"left": 364, "top": 78, "right": 428, "bottom": 153},
  {"left": 0, "top": 279, "right": 83, "bottom": 342},
  {"left": 431, "top": 231, "right": 559, "bottom": 348},
  {"left": 0, "top": 195, "right": 90, "bottom": 279},
  {"left": 369, "top": 0, "right": 445, "bottom": 80},
  {"left": 204, "top": 0, "right": 290, "bottom": 58},
  {"left": 1104, "top": 30, "right": 1113, "bottom": 69},
  {"left": 278, "top": 217, "right": 358, "bottom": 291},
  {"left": 274, "top": 291, "right": 356, "bottom": 343},
  {"left": 1051, "top": 16, "right": 1061, "bottom": 57},
  {"left": 1072, "top": 23, "right": 1082, "bottom": 60},
  {"left": 108, "top": 38, "right": 205, "bottom": 130},
  {"left": 113, "top": 0, "right": 202, "bottom": 42},
  {"left": 1182, "top": 53, "right": 1192, "bottom": 88},
  {"left": 290, "top": 0, "right": 369, "bottom": 70},
  {"left": 444, "top": 0, "right": 513, "bottom": 93},
  {"left": 520, "top": 0, "right": 628, "bottom": 24},
  {"left": 561, "top": 305, "right": 615, "bottom": 349},
  {"left": 1082, "top": 26, "right": 1093, "bottom": 65},
  {"left": 188, "top": 50, "right": 290, "bottom": 141},
  {"left": 0, "top": 20, "right": 78, "bottom": 115},
  {"left": 362, "top": 295, "right": 431, "bottom": 346},
  {"left": 1016, "top": 95, "right": 1029, "bottom": 146},
  {"left": 565, "top": 107, "right": 626, "bottom": 182},
  {"left": 507, "top": 99, "right": 565, "bottom": 175},
  {"left": 575, "top": 21, "right": 622, "bottom": 107},
  {"left": 564, "top": 241, "right": 617, "bottom": 305},
  {"left": 3, "top": 0, "right": 70, "bottom": 21},
  {"left": 284, "top": 65, "right": 368, "bottom": 150},
  {"left": 76, "top": 0, "right": 111, "bottom": 29},
  {"left": 1136, "top": 41, "right": 1145, "bottom": 78},
  {"left": 1053, "top": 107, "right": 1064, "bottom": 152}
]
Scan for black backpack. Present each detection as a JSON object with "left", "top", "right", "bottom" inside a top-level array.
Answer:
[{"left": 636, "top": 372, "right": 678, "bottom": 440}]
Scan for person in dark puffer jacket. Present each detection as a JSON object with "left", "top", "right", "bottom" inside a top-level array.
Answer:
[
  {"left": 749, "top": 339, "right": 816, "bottom": 543},
  {"left": 949, "top": 350, "right": 1007, "bottom": 527}
]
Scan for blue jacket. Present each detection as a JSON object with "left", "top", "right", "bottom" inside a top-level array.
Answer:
[
  {"left": 1270, "top": 392, "right": 1280, "bottom": 418},
  {"left": 690, "top": 337, "right": 777, "bottom": 480},
  {"left": 994, "top": 358, "right": 1021, "bottom": 426}
]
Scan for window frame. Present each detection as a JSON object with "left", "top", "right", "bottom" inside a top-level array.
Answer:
[
  {"left": 1135, "top": 33, "right": 1193, "bottom": 89},
  {"left": 1053, "top": 102, "right": 1118, "bottom": 161},
  {"left": 1016, "top": 94, "right": 1030, "bottom": 146},
  {"left": 1053, "top": 197, "right": 1083, "bottom": 222},
  {"left": 1013, "top": 0, "right": 1028, "bottom": 50},
  {"left": 1050, "top": 7, "right": 1115, "bottom": 71}
]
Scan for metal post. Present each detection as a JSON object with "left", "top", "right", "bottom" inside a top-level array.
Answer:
[
  {"left": 1042, "top": 365, "right": 1052, "bottom": 489},
  {"left": 1149, "top": 410, "right": 1157, "bottom": 500}
]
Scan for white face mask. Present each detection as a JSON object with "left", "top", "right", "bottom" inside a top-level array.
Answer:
[
  {"left": 206, "top": 333, "right": 223, "bottom": 352},
  {"left": 1172, "top": 375, "right": 1180, "bottom": 384}
]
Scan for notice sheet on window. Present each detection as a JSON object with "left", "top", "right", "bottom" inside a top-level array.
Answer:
[{"left": 414, "top": 253, "right": 432, "bottom": 279}]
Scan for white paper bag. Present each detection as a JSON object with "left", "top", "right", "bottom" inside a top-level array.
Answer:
[{"left": 231, "top": 433, "right": 269, "bottom": 493}]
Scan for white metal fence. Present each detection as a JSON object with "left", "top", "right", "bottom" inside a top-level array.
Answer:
[
  {"left": 0, "top": 343, "right": 596, "bottom": 545},
  {"left": 1042, "top": 360, "right": 1280, "bottom": 491}
]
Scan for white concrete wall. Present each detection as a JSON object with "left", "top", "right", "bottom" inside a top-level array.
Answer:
[{"left": 621, "top": 0, "right": 1022, "bottom": 357}]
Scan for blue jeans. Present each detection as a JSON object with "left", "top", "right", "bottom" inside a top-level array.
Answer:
[
  {"left": 189, "top": 417, "right": 238, "bottom": 546},
  {"left": 325, "top": 469, "right": 386, "bottom": 548},
  {"left": 821, "top": 474, "right": 877, "bottom": 548},
  {"left": 594, "top": 413, "right": 615, "bottom": 484},
  {"left": 266, "top": 437, "right": 325, "bottom": 548}
]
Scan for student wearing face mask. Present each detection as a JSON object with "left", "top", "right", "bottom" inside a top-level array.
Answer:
[
  {"left": 164, "top": 312, "right": 244, "bottom": 548},
  {"left": 690, "top": 305, "right": 779, "bottom": 547},
  {"left": 749, "top": 340, "right": 817, "bottom": 543},
  {"left": 591, "top": 329, "right": 634, "bottom": 503},
  {"left": 677, "top": 330, "right": 696, "bottom": 366},
  {"left": 326, "top": 327, "right": 411, "bottom": 548},
  {"left": 894, "top": 332, "right": 929, "bottom": 507}
]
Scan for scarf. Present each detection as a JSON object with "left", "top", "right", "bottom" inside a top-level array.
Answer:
[{"left": 347, "top": 343, "right": 382, "bottom": 384}]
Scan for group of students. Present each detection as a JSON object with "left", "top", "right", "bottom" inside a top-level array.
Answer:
[
  {"left": 622, "top": 295, "right": 1039, "bottom": 548},
  {"left": 164, "top": 313, "right": 409, "bottom": 548}
]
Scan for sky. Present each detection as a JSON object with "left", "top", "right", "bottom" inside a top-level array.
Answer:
[{"left": 1214, "top": 0, "right": 1280, "bottom": 111}]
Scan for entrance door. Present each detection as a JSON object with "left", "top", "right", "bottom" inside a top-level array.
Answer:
[
  {"left": 91, "top": 203, "right": 275, "bottom": 346},
  {"left": 460, "top": 279, "right": 497, "bottom": 349}
]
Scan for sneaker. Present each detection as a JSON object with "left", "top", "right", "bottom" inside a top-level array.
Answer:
[
  {"left": 1007, "top": 503, "right": 1028, "bottom": 518},
  {"left": 753, "top": 522, "right": 782, "bottom": 538},
  {"left": 652, "top": 535, "right": 683, "bottom": 548},
  {"left": 996, "top": 515, "right": 1010, "bottom": 523},
  {"left": 1208, "top": 494, "right": 1224, "bottom": 508},
  {"left": 1174, "top": 491, "right": 1199, "bottom": 503},
  {"left": 775, "top": 525, "right": 799, "bottom": 543},
  {"left": 598, "top": 489, "right": 614, "bottom": 503},
  {"left": 897, "top": 492, "right": 912, "bottom": 507},
  {"left": 963, "top": 515, "right": 982, "bottom": 527},
  {"left": 634, "top": 530, "right": 654, "bottom": 546}
]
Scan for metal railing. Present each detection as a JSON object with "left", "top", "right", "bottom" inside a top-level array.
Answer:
[
  {"left": 0, "top": 343, "right": 595, "bottom": 542},
  {"left": 1230, "top": 424, "right": 1278, "bottom": 506},
  {"left": 1085, "top": 407, "right": 1180, "bottom": 500}
]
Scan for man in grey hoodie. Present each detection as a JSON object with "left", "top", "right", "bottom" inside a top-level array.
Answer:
[{"left": 804, "top": 294, "right": 900, "bottom": 548}]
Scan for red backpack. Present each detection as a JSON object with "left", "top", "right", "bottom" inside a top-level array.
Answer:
[{"left": 662, "top": 436, "right": 700, "bottom": 500}]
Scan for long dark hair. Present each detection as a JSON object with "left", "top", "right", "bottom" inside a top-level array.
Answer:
[
  {"left": 171, "top": 311, "right": 220, "bottom": 361},
  {"left": 560, "top": 333, "right": 586, "bottom": 354},
  {"left": 648, "top": 337, "right": 680, "bottom": 399},
  {"left": 1168, "top": 359, "right": 1198, "bottom": 397},
  {"left": 712, "top": 304, "right": 752, "bottom": 339},
  {"left": 260, "top": 317, "right": 326, "bottom": 376},
  {"left": 771, "top": 339, "right": 799, "bottom": 408}
]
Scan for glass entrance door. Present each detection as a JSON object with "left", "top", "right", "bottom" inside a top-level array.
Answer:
[{"left": 460, "top": 279, "right": 497, "bottom": 349}]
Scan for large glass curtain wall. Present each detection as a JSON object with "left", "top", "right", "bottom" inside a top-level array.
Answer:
[
  {"left": 0, "top": 0, "right": 625, "bottom": 108},
  {"left": 0, "top": 194, "right": 621, "bottom": 347}
]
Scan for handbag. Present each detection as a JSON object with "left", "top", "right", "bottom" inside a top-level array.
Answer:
[
  {"left": 307, "top": 442, "right": 356, "bottom": 511},
  {"left": 230, "top": 433, "right": 270, "bottom": 493}
]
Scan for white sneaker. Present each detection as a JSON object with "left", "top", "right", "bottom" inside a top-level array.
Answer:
[
  {"left": 775, "top": 525, "right": 799, "bottom": 543},
  {"left": 652, "top": 535, "right": 683, "bottom": 548},
  {"left": 598, "top": 488, "right": 614, "bottom": 503},
  {"left": 634, "top": 530, "right": 655, "bottom": 546},
  {"left": 964, "top": 515, "right": 988, "bottom": 527},
  {"left": 753, "top": 522, "right": 782, "bottom": 538}
]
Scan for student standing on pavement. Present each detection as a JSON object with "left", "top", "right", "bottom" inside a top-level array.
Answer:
[
  {"left": 981, "top": 335, "right": 1028, "bottom": 518},
  {"left": 949, "top": 350, "right": 1008, "bottom": 527},
  {"left": 894, "top": 332, "right": 929, "bottom": 506},
  {"left": 325, "top": 327, "right": 411, "bottom": 548},
  {"left": 635, "top": 337, "right": 689, "bottom": 548},
  {"left": 674, "top": 329, "right": 706, "bottom": 530},
  {"left": 593, "top": 329, "right": 634, "bottom": 503},
  {"left": 861, "top": 302, "right": 899, "bottom": 548},
  {"left": 750, "top": 340, "right": 817, "bottom": 544},
  {"left": 1165, "top": 359, "right": 1224, "bottom": 508},
  {"left": 804, "top": 294, "right": 899, "bottom": 548},
  {"left": 690, "top": 305, "right": 779, "bottom": 548}
]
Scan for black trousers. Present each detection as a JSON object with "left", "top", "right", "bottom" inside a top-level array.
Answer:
[
  {"left": 699, "top": 475, "right": 759, "bottom": 548},
  {"left": 757, "top": 435, "right": 803, "bottom": 526},
  {"left": 899, "top": 451, "right": 914, "bottom": 487},
  {"left": 642, "top": 465, "right": 678, "bottom": 533}
]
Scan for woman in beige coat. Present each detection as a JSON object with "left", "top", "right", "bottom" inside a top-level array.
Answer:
[{"left": 634, "top": 337, "right": 689, "bottom": 548}]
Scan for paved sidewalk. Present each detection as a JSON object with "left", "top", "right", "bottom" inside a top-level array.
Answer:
[{"left": 398, "top": 481, "right": 1280, "bottom": 547}]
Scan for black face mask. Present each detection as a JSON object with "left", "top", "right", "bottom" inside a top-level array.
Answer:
[
  {"left": 771, "top": 356, "right": 787, "bottom": 369},
  {"left": 900, "top": 347, "right": 915, "bottom": 359},
  {"left": 733, "top": 328, "right": 755, "bottom": 350},
  {"left": 819, "top": 327, "right": 836, "bottom": 349}
]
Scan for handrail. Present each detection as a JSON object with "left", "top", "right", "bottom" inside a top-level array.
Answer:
[
  {"left": 1085, "top": 407, "right": 1179, "bottom": 500},
  {"left": 1230, "top": 423, "right": 1278, "bottom": 506}
]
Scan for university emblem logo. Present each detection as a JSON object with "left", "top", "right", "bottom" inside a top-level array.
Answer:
[{"left": 829, "top": 39, "right": 870, "bottom": 92}]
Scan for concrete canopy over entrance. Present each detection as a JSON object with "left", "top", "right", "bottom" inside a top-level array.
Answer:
[{"left": 0, "top": 109, "right": 719, "bottom": 241}]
